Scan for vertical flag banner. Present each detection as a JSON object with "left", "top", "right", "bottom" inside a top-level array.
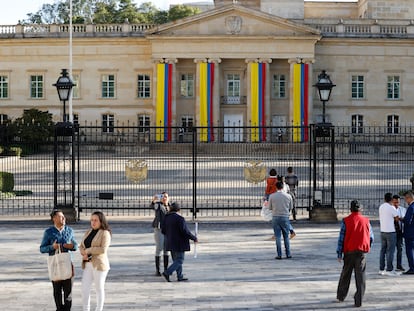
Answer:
[
  {"left": 250, "top": 62, "right": 266, "bottom": 142},
  {"left": 199, "top": 62, "right": 215, "bottom": 142},
  {"left": 156, "top": 63, "right": 173, "bottom": 142},
  {"left": 292, "top": 63, "right": 309, "bottom": 142}
]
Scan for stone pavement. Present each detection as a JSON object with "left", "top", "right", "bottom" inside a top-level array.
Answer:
[{"left": 1, "top": 216, "right": 414, "bottom": 311}]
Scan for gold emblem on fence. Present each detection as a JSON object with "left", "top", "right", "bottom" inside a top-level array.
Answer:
[
  {"left": 125, "top": 159, "right": 148, "bottom": 183},
  {"left": 244, "top": 160, "right": 266, "bottom": 184}
]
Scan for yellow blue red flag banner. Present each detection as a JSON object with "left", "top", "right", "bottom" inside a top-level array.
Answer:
[
  {"left": 250, "top": 62, "right": 266, "bottom": 142},
  {"left": 156, "top": 63, "right": 173, "bottom": 142},
  {"left": 199, "top": 62, "right": 215, "bottom": 142},
  {"left": 292, "top": 63, "right": 309, "bottom": 142}
]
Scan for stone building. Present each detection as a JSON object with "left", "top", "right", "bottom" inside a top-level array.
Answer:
[{"left": 1, "top": 0, "right": 414, "bottom": 142}]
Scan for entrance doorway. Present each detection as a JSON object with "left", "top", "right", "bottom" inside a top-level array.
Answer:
[{"left": 223, "top": 114, "right": 243, "bottom": 142}]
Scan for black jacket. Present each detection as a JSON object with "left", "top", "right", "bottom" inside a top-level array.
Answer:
[{"left": 161, "top": 212, "right": 197, "bottom": 252}]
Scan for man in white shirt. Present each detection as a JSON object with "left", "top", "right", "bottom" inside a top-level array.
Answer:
[
  {"left": 379, "top": 193, "right": 399, "bottom": 276},
  {"left": 392, "top": 195, "right": 406, "bottom": 271}
]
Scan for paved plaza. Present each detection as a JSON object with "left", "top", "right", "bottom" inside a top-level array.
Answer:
[{"left": 1, "top": 216, "right": 414, "bottom": 310}]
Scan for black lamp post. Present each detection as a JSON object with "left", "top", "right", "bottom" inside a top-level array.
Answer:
[
  {"left": 313, "top": 70, "right": 336, "bottom": 124},
  {"left": 53, "top": 69, "right": 75, "bottom": 122}
]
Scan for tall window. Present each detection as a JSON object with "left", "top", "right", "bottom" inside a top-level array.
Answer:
[
  {"left": 272, "top": 74, "right": 286, "bottom": 98},
  {"left": 71, "top": 74, "right": 80, "bottom": 99},
  {"left": 387, "top": 75, "right": 400, "bottom": 100},
  {"left": 181, "top": 115, "right": 194, "bottom": 132},
  {"left": 102, "top": 114, "right": 114, "bottom": 133},
  {"left": 227, "top": 74, "right": 240, "bottom": 97},
  {"left": 138, "top": 114, "right": 150, "bottom": 133},
  {"left": 137, "top": 74, "right": 151, "bottom": 99},
  {"left": 30, "top": 75, "right": 44, "bottom": 98},
  {"left": 351, "top": 75, "right": 364, "bottom": 99},
  {"left": 351, "top": 114, "right": 363, "bottom": 134},
  {"left": 101, "top": 74, "right": 115, "bottom": 98},
  {"left": 180, "top": 74, "right": 194, "bottom": 98},
  {"left": 0, "top": 75, "right": 9, "bottom": 99},
  {"left": 387, "top": 115, "right": 399, "bottom": 134},
  {"left": 0, "top": 114, "right": 8, "bottom": 124}
]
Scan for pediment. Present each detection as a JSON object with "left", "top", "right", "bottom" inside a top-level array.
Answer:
[{"left": 147, "top": 4, "right": 320, "bottom": 38}]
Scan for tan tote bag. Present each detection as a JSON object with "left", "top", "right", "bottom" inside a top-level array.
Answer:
[{"left": 47, "top": 247, "right": 72, "bottom": 281}]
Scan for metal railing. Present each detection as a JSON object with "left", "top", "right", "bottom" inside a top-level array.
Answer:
[{"left": 1, "top": 124, "right": 413, "bottom": 218}]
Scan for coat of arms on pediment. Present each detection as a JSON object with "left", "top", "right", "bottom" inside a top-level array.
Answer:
[{"left": 225, "top": 15, "right": 242, "bottom": 34}]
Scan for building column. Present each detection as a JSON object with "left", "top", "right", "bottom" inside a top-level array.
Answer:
[
  {"left": 288, "top": 58, "right": 314, "bottom": 142},
  {"left": 152, "top": 58, "right": 177, "bottom": 141},
  {"left": 194, "top": 58, "right": 221, "bottom": 142},
  {"left": 245, "top": 58, "right": 272, "bottom": 142}
]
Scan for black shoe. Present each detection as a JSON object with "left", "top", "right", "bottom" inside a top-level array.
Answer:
[
  {"left": 403, "top": 270, "right": 414, "bottom": 275},
  {"left": 178, "top": 278, "right": 188, "bottom": 282},
  {"left": 155, "top": 271, "right": 161, "bottom": 276},
  {"left": 354, "top": 303, "right": 361, "bottom": 308},
  {"left": 396, "top": 266, "right": 405, "bottom": 271},
  {"left": 275, "top": 256, "right": 282, "bottom": 260},
  {"left": 162, "top": 272, "right": 171, "bottom": 282},
  {"left": 286, "top": 255, "right": 292, "bottom": 259}
]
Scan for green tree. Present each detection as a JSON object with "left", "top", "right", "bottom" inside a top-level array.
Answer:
[
  {"left": 11, "top": 109, "right": 54, "bottom": 143},
  {"left": 167, "top": 5, "right": 201, "bottom": 22}
]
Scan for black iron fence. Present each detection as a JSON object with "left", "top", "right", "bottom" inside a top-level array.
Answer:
[{"left": 1, "top": 124, "right": 413, "bottom": 218}]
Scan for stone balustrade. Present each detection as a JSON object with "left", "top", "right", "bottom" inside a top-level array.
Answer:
[
  {"left": 0, "top": 23, "right": 156, "bottom": 38},
  {"left": 1, "top": 19, "right": 414, "bottom": 38},
  {"left": 302, "top": 18, "right": 414, "bottom": 38}
]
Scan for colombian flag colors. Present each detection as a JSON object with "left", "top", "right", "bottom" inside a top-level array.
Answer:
[
  {"left": 292, "top": 63, "right": 309, "bottom": 142},
  {"left": 199, "top": 62, "right": 215, "bottom": 142},
  {"left": 156, "top": 63, "right": 173, "bottom": 142},
  {"left": 250, "top": 62, "right": 266, "bottom": 142}
]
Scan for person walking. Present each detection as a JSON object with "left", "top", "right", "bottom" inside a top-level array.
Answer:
[
  {"left": 268, "top": 181, "right": 293, "bottom": 259},
  {"left": 392, "top": 194, "right": 406, "bottom": 271},
  {"left": 161, "top": 202, "right": 198, "bottom": 282},
  {"left": 40, "top": 209, "right": 78, "bottom": 311},
  {"left": 336, "top": 200, "right": 373, "bottom": 308},
  {"left": 402, "top": 191, "right": 414, "bottom": 274},
  {"left": 379, "top": 192, "right": 399, "bottom": 276},
  {"left": 285, "top": 166, "right": 299, "bottom": 221},
  {"left": 151, "top": 192, "right": 170, "bottom": 276},
  {"left": 80, "top": 211, "right": 111, "bottom": 311}
]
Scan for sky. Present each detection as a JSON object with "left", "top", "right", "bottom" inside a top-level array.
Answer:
[{"left": 0, "top": 0, "right": 357, "bottom": 25}]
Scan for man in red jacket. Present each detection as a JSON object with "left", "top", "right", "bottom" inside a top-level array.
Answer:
[{"left": 336, "top": 200, "right": 374, "bottom": 308}]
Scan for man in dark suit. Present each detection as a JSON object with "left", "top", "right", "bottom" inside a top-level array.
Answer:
[{"left": 161, "top": 202, "right": 198, "bottom": 282}]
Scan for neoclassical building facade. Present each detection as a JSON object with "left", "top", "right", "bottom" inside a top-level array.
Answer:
[{"left": 1, "top": 0, "right": 414, "bottom": 141}]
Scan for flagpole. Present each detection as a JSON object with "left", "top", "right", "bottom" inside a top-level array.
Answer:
[
  {"left": 194, "top": 222, "right": 198, "bottom": 258},
  {"left": 68, "top": 0, "right": 73, "bottom": 123}
]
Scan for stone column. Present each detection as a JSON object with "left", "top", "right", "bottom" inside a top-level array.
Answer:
[
  {"left": 193, "top": 58, "right": 207, "bottom": 127},
  {"left": 245, "top": 58, "right": 272, "bottom": 141}
]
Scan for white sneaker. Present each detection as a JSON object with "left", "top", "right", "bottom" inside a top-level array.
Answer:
[
  {"left": 383, "top": 270, "right": 400, "bottom": 276},
  {"left": 378, "top": 270, "right": 385, "bottom": 275}
]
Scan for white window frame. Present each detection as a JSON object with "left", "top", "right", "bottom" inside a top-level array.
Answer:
[
  {"left": 102, "top": 114, "right": 114, "bottom": 133},
  {"left": 0, "top": 75, "right": 9, "bottom": 99},
  {"left": 30, "top": 74, "right": 44, "bottom": 99},
  {"left": 71, "top": 73, "right": 80, "bottom": 99},
  {"left": 138, "top": 114, "right": 150, "bottom": 133},
  {"left": 387, "top": 114, "right": 399, "bottom": 134},
  {"left": 351, "top": 114, "right": 364, "bottom": 134},
  {"left": 387, "top": 75, "right": 400, "bottom": 100},
  {"left": 181, "top": 115, "right": 194, "bottom": 132},
  {"left": 180, "top": 73, "right": 194, "bottom": 98},
  {"left": 101, "top": 74, "right": 116, "bottom": 98},
  {"left": 137, "top": 74, "right": 151, "bottom": 99},
  {"left": 272, "top": 74, "right": 286, "bottom": 99},
  {"left": 226, "top": 74, "right": 240, "bottom": 97},
  {"left": 351, "top": 75, "right": 364, "bottom": 99}
]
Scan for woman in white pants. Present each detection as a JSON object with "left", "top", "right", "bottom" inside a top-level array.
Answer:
[{"left": 80, "top": 211, "right": 111, "bottom": 311}]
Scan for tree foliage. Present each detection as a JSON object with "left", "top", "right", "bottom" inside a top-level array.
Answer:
[
  {"left": 22, "top": 0, "right": 201, "bottom": 25},
  {"left": 11, "top": 109, "right": 54, "bottom": 143}
]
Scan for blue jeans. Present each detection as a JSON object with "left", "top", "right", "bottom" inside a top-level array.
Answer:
[
  {"left": 166, "top": 251, "right": 185, "bottom": 280},
  {"left": 380, "top": 232, "right": 396, "bottom": 271},
  {"left": 272, "top": 216, "right": 291, "bottom": 257},
  {"left": 405, "top": 237, "right": 414, "bottom": 272}
]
